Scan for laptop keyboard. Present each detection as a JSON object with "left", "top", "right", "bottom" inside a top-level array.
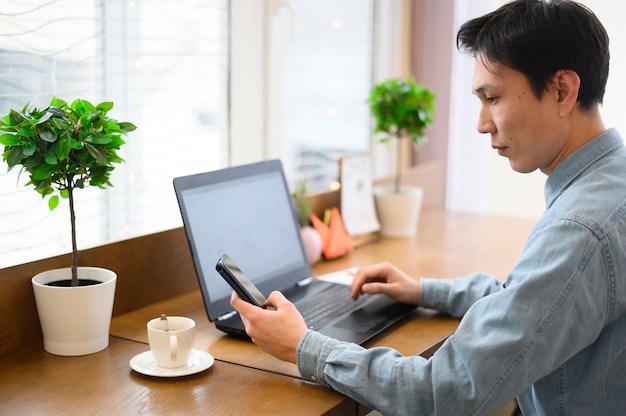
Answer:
[{"left": 296, "top": 284, "right": 369, "bottom": 330}]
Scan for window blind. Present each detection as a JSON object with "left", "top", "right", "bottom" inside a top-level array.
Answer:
[{"left": 0, "top": 0, "right": 229, "bottom": 268}]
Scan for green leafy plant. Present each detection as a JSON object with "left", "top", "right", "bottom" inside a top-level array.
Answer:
[
  {"left": 293, "top": 181, "right": 312, "bottom": 228},
  {"left": 0, "top": 97, "right": 137, "bottom": 286},
  {"left": 368, "top": 77, "right": 436, "bottom": 193}
]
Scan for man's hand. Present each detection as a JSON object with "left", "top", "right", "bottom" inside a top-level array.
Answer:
[
  {"left": 350, "top": 261, "right": 421, "bottom": 305},
  {"left": 230, "top": 291, "right": 308, "bottom": 364}
]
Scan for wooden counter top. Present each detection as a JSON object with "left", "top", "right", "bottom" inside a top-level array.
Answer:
[
  {"left": 0, "top": 209, "right": 536, "bottom": 415},
  {"left": 110, "top": 290, "right": 460, "bottom": 378},
  {"left": 0, "top": 336, "right": 354, "bottom": 415},
  {"left": 111, "top": 210, "right": 535, "bottom": 378}
]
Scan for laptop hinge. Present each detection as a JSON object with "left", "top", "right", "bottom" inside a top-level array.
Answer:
[
  {"left": 297, "top": 277, "right": 313, "bottom": 286},
  {"left": 217, "top": 310, "right": 238, "bottom": 321}
]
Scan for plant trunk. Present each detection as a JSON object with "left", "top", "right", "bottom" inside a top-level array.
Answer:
[
  {"left": 394, "top": 132, "right": 402, "bottom": 193},
  {"left": 68, "top": 179, "right": 78, "bottom": 286}
]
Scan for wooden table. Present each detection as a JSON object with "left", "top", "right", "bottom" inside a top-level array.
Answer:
[
  {"left": 0, "top": 210, "right": 536, "bottom": 415},
  {"left": 0, "top": 336, "right": 354, "bottom": 415},
  {"left": 110, "top": 290, "right": 461, "bottom": 378},
  {"left": 111, "top": 210, "right": 535, "bottom": 378}
]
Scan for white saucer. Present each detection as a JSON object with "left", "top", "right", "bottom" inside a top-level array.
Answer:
[{"left": 130, "top": 349, "right": 214, "bottom": 377}]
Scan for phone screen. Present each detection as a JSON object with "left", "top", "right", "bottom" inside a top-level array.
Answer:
[{"left": 216, "top": 254, "right": 268, "bottom": 307}]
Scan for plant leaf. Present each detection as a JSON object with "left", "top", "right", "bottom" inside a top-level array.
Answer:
[
  {"left": 56, "top": 136, "right": 71, "bottom": 160},
  {"left": 69, "top": 138, "right": 83, "bottom": 149},
  {"left": 84, "top": 133, "right": 113, "bottom": 145},
  {"left": 33, "top": 163, "right": 59, "bottom": 180},
  {"left": 22, "top": 140, "right": 37, "bottom": 156},
  {"left": 45, "top": 151, "right": 58, "bottom": 165},
  {"left": 36, "top": 111, "right": 53, "bottom": 125},
  {"left": 50, "top": 97, "right": 67, "bottom": 108},
  {"left": 16, "top": 127, "right": 38, "bottom": 137},
  {"left": 0, "top": 133, "right": 20, "bottom": 146},
  {"left": 39, "top": 129, "right": 57, "bottom": 143},
  {"left": 96, "top": 101, "right": 114, "bottom": 112},
  {"left": 8, "top": 109, "right": 25, "bottom": 125},
  {"left": 48, "top": 195, "right": 59, "bottom": 211},
  {"left": 85, "top": 142, "right": 106, "bottom": 164},
  {"left": 118, "top": 121, "right": 137, "bottom": 132},
  {"left": 47, "top": 106, "right": 67, "bottom": 118},
  {"left": 50, "top": 117, "right": 71, "bottom": 131},
  {"left": 5, "top": 146, "right": 23, "bottom": 168}
]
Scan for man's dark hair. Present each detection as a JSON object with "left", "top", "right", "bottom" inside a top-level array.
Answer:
[{"left": 457, "top": 0, "right": 609, "bottom": 111}]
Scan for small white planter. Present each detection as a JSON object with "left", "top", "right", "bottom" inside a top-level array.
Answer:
[
  {"left": 32, "top": 267, "right": 117, "bottom": 356},
  {"left": 374, "top": 186, "right": 424, "bottom": 238}
]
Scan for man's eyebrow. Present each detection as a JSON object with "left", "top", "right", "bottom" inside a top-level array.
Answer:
[{"left": 473, "top": 84, "right": 490, "bottom": 95}]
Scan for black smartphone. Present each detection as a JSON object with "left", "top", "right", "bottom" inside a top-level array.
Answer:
[{"left": 216, "top": 254, "right": 268, "bottom": 308}]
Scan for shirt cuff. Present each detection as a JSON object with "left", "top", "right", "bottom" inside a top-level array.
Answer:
[
  {"left": 296, "top": 329, "right": 340, "bottom": 387},
  {"left": 419, "top": 277, "right": 452, "bottom": 312}
]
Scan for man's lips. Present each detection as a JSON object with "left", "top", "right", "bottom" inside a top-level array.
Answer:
[{"left": 492, "top": 145, "right": 508, "bottom": 156}]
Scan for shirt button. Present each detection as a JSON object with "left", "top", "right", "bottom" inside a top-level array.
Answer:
[{"left": 311, "top": 375, "right": 318, "bottom": 382}]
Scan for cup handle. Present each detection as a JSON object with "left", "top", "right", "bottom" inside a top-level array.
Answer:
[{"left": 169, "top": 335, "right": 178, "bottom": 361}]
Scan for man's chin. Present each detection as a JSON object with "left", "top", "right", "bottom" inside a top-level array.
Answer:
[{"left": 509, "top": 160, "right": 538, "bottom": 174}]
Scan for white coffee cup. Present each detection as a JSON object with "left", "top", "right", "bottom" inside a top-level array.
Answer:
[{"left": 147, "top": 316, "right": 196, "bottom": 368}]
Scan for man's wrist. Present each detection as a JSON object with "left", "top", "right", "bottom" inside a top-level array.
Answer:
[{"left": 296, "top": 330, "right": 338, "bottom": 386}]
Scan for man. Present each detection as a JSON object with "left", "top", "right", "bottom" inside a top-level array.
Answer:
[{"left": 232, "top": 1, "right": 626, "bottom": 414}]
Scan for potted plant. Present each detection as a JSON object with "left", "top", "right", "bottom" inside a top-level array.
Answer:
[
  {"left": 0, "top": 96, "right": 136, "bottom": 355},
  {"left": 293, "top": 181, "right": 322, "bottom": 264},
  {"left": 367, "top": 77, "right": 435, "bottom": 238}
]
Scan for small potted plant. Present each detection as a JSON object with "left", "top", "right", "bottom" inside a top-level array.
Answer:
[
  {"left": 0, "top": 96, "right": 136, "bottom": 355},
  {"left": 367, "top": 77, "right": 435, "bottom": 237},
  {"left": 293, "top": 181, "right": 322, "bottom": 264}
]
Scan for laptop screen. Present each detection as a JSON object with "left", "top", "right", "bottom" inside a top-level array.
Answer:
[{"left": 174, "top": 160, "right": 312, "bottom": 321}]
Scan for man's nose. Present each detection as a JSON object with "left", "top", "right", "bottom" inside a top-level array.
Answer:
[{"left": 476, "top": 106, "right": 495, "bottom": 134}]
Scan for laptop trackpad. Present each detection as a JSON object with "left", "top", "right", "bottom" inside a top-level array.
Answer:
[
  {"left": 333, "top": 295, "right": 400, "bottom": 333},
  {"left": 333, "top": 310, "right": 388, "bottom": 332}
]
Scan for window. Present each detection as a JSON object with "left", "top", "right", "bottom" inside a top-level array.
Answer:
[
  {"left": 230, "top": 0, "right": 407, "bottom": 192},
  {"left": 0, "top": 0, "right": 229, "bottom": 267},
  {"left": 284, "top": 0, "right": 375, "bottom": 192},
  {"left": 1, "top": 0, "right": 407, "bottom": 268}
]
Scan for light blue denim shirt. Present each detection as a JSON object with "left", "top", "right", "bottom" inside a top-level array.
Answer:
[{"left": 297, "top": 128, "right": 626, "bottom": 415}]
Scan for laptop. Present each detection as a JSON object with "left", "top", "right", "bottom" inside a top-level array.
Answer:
[{"left": 173, "top": 159, "right": 416, "bottom": 345}]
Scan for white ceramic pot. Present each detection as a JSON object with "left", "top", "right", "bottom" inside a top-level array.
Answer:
[
  {"left": 32, "top": 267, "right": 117, "bottom": 356},
  {"left": 374, "top": 186, "right": 424, "bottom": 238}
]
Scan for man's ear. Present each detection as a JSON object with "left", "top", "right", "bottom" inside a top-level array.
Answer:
[{"left": 554, "top": 69, "right": 581, "bottom": 116}]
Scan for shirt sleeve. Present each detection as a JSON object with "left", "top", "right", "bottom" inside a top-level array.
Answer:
[
  {"left": 296, "top": 218, "right": 610, "bottom": 415},
  {"left": 297, "top": 330, "right": 437, "bottom": 413},
  {"left": 419, "top": 273, "right": 504, "bottom": 317}
]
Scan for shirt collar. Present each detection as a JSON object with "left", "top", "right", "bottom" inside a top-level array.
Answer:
[{"left": 545, "top": 128, "right": 623, "bottom": 208}]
